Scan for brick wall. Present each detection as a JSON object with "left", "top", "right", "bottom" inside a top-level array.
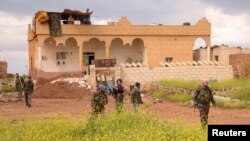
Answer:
[
  {"left": 193, "top": 48, "right": 207, "bottom": 61},
  {"left": 0, "top": 61, "right": 7, "bottom": 78},
  {"left": 229, "top": 54, "right": 250, "bottom": 77},
  {"left": 121, "top": 66, "right": 233, "bottom": 85}
]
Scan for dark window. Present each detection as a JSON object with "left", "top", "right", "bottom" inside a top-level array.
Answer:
[
  {"left": 165, "top": 57, "right": 173, "bottom": 63},
  {"left": 214, "top": 55, "right": 219, "bottom": 61},
  {"left": 56, "top": 52, "right": 66, "bottom": 60}
]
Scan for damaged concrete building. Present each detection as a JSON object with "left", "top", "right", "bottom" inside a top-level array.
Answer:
[
  {"left": 193, "top": 44, "right": 250, "bottom": 65},
  {"left": 28, "top": 9, "right": 234, "bottom": 88}
]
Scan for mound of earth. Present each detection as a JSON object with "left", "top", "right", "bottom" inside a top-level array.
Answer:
[{"left": 33, "top": 81, "right": 92, "bottom": 99}]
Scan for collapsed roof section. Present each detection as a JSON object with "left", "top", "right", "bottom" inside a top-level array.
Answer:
[
  {"left": 35, "top": 8, "right": 93, "bottom": 24},
  {"left": 34, "top": 9, "right": 93, "bottom": 36}
]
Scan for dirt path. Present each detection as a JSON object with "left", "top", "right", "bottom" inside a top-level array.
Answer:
[{"left": 0, "top": 95, "right": 250, "bottom": 124}]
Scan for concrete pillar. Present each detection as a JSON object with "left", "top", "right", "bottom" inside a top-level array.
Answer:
[
  {"left": 207, "top": 45, "right": 211, "bottom": 61},
  {"left": 79, "top": 46, "right": 83, "bottom": 71},
  {"left": 37, "top": 46, "right": 42, "bottom": 70},
  {"left": 143, "top": 46, "right": 148, "bottom": 64},
  {"left": 105, "top": 46, "right": 110, "bottom": 59}
]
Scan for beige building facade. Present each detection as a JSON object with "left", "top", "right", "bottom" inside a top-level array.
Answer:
[
  {"left": 28, "top": 10, "right": 211, "bottom": 78},
  {"left": 194, "top": 45, "right": 250, "bottom": 65}
]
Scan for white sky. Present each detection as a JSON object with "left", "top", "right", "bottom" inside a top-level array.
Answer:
[{"left": 0, "top": 0, "right": 250, "bottom": 74}]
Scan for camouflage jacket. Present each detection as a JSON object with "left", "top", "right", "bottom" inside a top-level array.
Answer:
[
  {"left": 91, "top": 92, "right": 108, "bottom": 108},
  {"left": 23, "top": 80, "right": 34, "bottom": 94},
  {"left": 193, "top": 85, "right": 215, "bottom": 106},
  {"left": 113, "top": 85, "right": 124, "bottom": 99},
  {"left": 15, "top": 77, "right": 23, "bottom": 91},
  {"left": 131, "top": 86, "right": 143, "bottom": 104}
]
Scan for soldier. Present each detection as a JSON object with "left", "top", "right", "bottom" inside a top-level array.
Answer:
[
  {"left": 193, "top": 79, "right": 216, "bottom": 128},
  {"left": 23, "top": 76, "right": 34, "bottom": 108},
  {"left": 91, "top": 84, "right": 108, "bottom": 115},
  {"left": 131, "top": 82, "right": 143, "bottom": 112},
  {"left": 113, "top": 79, "right": 125, "bottom": 113},
  {"left": 14, "top": 73, "right": 24, "bottom": 101}
]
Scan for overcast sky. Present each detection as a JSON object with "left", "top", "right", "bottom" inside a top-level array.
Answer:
[{"left": 0, "top": 0, "right": 250, "bottom": 74}]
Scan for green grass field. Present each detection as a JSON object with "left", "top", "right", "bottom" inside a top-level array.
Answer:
[
  {"left": 160, "top": 78, "right": 250, "bottom": 90},
  {"left": 0, "top": 112, "right": 206, "bottom": 141},
  {"left": 150, "top": 91, "right": 192, "bottom": 103},
  {"left": 159, "top": 78, "right": 250, "bottom": 108},
  {"left": 1, "top": 85, "right": 16, "bottom": 92}
]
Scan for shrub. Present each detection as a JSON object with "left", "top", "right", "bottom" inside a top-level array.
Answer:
[{"left": 2, "top": 85, "right": 15, "bottom": 93}]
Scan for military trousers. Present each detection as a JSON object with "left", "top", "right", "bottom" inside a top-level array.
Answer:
[
  {"left": 198, "top": 104, "right": 210, "bottom": 126},
  {"left": 25, "top": 93, "right": 32, "bottom": 107}
]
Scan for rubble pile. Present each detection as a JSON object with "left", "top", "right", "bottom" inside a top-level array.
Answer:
[
  {"left": 33, "top": 77, "right": 92, "bottom": 99},
  {"left": 50, "top": 77, "right": 92, "bottom": 89},
  {"left": 0, "top": 93, "right": 21, "bottom": 103}
]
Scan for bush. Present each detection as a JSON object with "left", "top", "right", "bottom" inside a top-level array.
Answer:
[
  {"left": 0, "top": 112, "right": 206, "bottom": 141},
  {"left": 2, "top": 85, "right": 15, "bottom": 93}
]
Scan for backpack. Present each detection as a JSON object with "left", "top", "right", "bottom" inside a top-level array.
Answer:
[{"left": 197, "top": 87, "right": 212, "bottom": 104}]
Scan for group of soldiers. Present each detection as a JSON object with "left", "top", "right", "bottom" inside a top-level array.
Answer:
[
  {"left": 91, "top": 79, "right": 143, "bottom": 115},
  {"left": 13, "top": 72, "right": 215, "bottom": 127},
  {"left": 92, "top": 78, "right": 216, "bottom": 128},
  {"left": 14, "top": 73, "right": 34, "bottom": 108}
]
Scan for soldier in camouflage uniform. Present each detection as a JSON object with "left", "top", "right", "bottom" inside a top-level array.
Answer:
[
  {"left": 113, "top": 79, "right": 125, "bottom": 113},
  {"left": 131, "top": 82, "right": 143, "bottom": 112},
  {"left": 23, "top": 76, "right": 34, "bottom": 108},
  {"left": 193, "top": 79, "right": 216, "bottom": 127},
  {"left": 15, "top": 73, "right": 24, "bottom": 101},
  {"left": 91, "top": 84, "right": 108, "bottom": 115}
]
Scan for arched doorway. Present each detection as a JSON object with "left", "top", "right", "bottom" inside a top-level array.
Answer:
[
  {"left": 82, "top": 38, "right": 105, "bottom": 66},
  {"left": 109, "top": 38, "right": 144, "bottom": 64},
  {"left": 41, "top": 37, "right": 80, "bottom": 72},
  {"left": 130, "top": 38, "right": 144, "bottom": 63},
  {"left": 41, "top": 37, "right": 56, "bottom": 71},
  {"left": 193, "top": 37, "right": 206, "bottom": 50},
  {"left": 193, "top": 37, "right": 207, "bottom": 61},
  {"left": 109, "top": 38, "right": 125, "bottom": 64}
]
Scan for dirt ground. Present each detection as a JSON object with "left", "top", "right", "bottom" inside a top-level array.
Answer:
[
  {"left": 32, "top": 81, "right": 92, "bottom": 99},
  {"left": 0, "top": 94, "right": 250, "bottom": 124}
]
